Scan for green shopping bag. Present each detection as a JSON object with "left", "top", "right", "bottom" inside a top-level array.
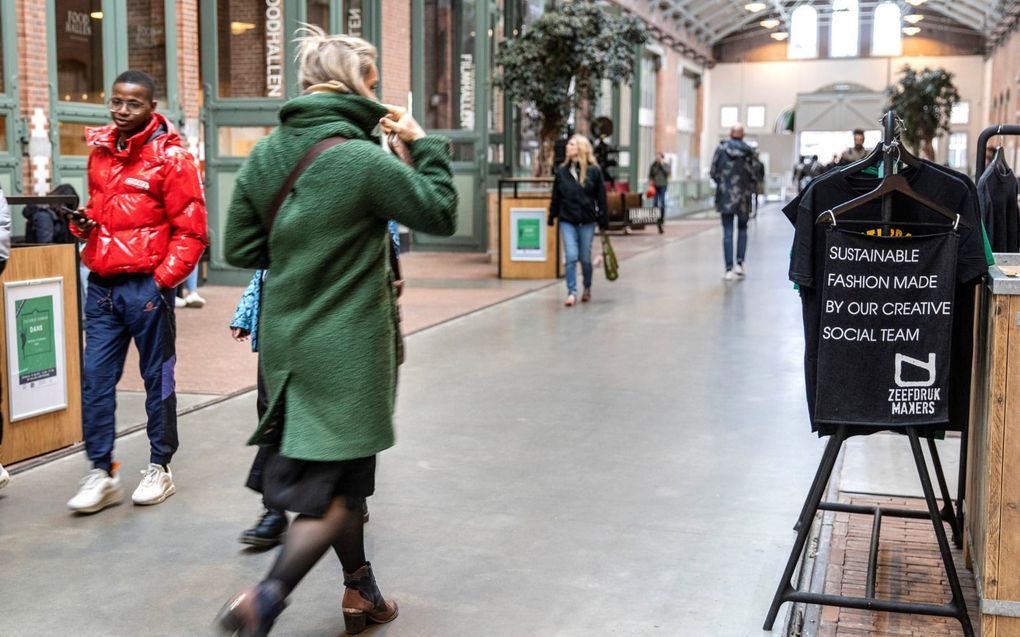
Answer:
[{"left": 600, "top": 230, "right": 619, "bottom": 281}]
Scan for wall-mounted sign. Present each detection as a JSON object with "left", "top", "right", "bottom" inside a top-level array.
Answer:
[
  {"left": 266, "top": 0, "right": 284, "bottom": 97},
  {"left": 347, "top": 5, "right": 363, "bottom": 37},
  {"left": 65, "top": 11, "right": 92, "bottom": 38},
  {"left": 5, "top": 278, "right": 68, "bottom": 422},
  {"left": 510, "top": 208, "right": 547, "bottom": 262},
  {"left": 459, "top": 54, "right": 475, "bottom": 130}
]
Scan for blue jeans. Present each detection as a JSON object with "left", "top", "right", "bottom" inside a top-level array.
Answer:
[
  {"left": 83, "top": 275, "right": 178, "bottom": 472},
  {"left": 184, "top": 266, "right": 199, "bottom": 292},
  {"left": 560, "top": 221, "right": 595, "bottom": 295},
  {"left": 721, "top": 212, "right": 749, "bottom": 270},
  {"left": 653, "top": 186, "right": 667, "bottom": 213}
]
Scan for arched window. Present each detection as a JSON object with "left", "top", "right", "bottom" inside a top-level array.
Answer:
[
  {"left": 830, "top": 0, "right": 859, "bottom": 57},
  {"left": 872, "top": 2, "right": 902, "bottom": 57},
  {"left": 789, "top": 5, "right": 818, "bottom": 59}
]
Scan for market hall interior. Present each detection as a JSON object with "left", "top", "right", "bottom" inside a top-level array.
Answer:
[{"left": 0, "top": 209, "right": 820, "bottom": 636}]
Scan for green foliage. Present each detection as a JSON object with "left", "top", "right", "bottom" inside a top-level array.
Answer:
[
  {"left": 493, "top": 1, "right": 647, "bottom": 171},
  {"left": 886, "top": 66, "right": 961, "bottom": 159}
]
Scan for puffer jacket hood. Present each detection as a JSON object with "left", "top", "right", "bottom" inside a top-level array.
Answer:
[{"left": 75, "top": 113, "right": 208, "bottom": 288}]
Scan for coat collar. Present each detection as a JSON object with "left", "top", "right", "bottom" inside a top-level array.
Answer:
[
  {"left": 86, "top": 112, "right": 177, "bottom": 155},
  {"left": 278, "top": 92, "right": 389, "bottom": 140}
]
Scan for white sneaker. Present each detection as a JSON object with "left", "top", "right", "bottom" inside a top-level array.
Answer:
[
  {"left": 0, "top": 463, "right": 9, "bottom": 490},
  {"left": 68, "top": 469, "right": 124, "bottom": 513},
  {"left": 174, "top": 296, "right": 186, "bottom": 308},
  {"left": 184, "top": 291, "right": 206, "bottom": 308},
  {"left": 132, "top": 463, "right": 176, "bottom": 505},
  {"left": 723, "top": 270, "right": 739, "bottom": 281},
  {"left": 734, "top": 263, "right": 746, "bottom": 277}
]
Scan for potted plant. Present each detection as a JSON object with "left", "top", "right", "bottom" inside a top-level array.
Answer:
[
  {"left": 886, "top": 65, "right": 961, "bottom": 160},
  {"left": 493, "top": 1, "right": 647, "bottom": 176}
]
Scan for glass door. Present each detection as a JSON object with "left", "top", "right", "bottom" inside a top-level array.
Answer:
[
  {"left": 412, "top": 0, "right": 488, "bottom": 251},
  {"left": 201, "top": 1, "right": 379, "bottom": 281},
  {"left": 0, "top": 0, "right": 22, "bottom": 221},
  {"left": 48, "top": 0, "right": 181, "bottom": 210}
]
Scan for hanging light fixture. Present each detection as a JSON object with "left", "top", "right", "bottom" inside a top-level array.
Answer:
[
  {"left": 744, "top": 2, "right": 767, "bottom": 12},
  {"left": 902, "top": 26, "right": 921, "bottom": 36},
  {"left": 905, "top": 0, "right": 926, "bottom": 6},
  {"left": 904, "top": 14, "right": 925, "bottom": 24},
  {"left": 771, "top": 31, "right": 789, "bottom": 41},
  {"left": 760, "top": 18, "right": 780, "bottom": 29}
]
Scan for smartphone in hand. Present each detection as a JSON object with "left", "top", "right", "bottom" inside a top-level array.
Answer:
[{"left": 60, "top": 205, "right": 96, "bottom": 231}]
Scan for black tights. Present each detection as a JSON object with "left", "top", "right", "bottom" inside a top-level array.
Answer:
[{"left": 263, "top": 496, "right": 366, "bottom": 596}]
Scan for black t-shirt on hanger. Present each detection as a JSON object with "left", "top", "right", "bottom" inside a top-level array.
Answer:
[
  {"left": 783, "top": 162, "right": 988, "bottom": 435},
  {"left": 977, "top": 157, "right": 1019, "bottom": 252}
]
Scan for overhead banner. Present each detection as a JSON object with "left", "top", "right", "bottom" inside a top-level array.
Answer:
[
  {"left": 5, "top": 278, "right": 68, "bottom": 422},
  {"left": 814, "top": 229, "right": 958, "bottom": 427}
]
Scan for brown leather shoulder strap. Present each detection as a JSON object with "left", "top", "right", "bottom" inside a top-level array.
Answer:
[{"left": 267, "top": 135, "right": 349, "bottom": 232}]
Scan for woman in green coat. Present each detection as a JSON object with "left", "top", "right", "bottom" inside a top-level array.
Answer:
[{"left": 216, "top": 28, "right": 457, "bottom": 637}]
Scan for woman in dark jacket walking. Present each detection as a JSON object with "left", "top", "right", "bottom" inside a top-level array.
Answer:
[
  {"left": 216, "top": 27, "right": 457, "bottom": 636},
  {"left": 548, "top": 135, "right": 608, "bottom": 306}
]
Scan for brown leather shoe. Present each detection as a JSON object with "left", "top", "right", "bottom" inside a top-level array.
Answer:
[
  {"left": 342, "top": 563, "right": 398, "bottom": 634},
  {"left": 581, "top": 288, "right": 591, "bottom": 302}
]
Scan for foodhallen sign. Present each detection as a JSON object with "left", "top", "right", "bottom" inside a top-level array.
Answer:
[{"left": 266, "top": 0, "right": 284, "bottom": 98}]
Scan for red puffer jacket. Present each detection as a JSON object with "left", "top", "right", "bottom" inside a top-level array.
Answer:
[{"left": 74, "top": 113, "right": 208, "bottom": 289}]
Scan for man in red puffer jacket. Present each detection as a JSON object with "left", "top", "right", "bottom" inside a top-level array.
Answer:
[{"left": 66, "top": 70, "right": 208, "bottom": 514}]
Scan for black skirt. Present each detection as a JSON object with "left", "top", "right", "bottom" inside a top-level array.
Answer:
[{"left": 247, "top": 446, "right": 376, "bottom": 517}]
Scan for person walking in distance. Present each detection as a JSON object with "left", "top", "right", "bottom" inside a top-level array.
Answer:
[
  {"left": 648, "top": 152, "right": 670, "bottom": 217},
  {"left": 66, "top": 70, "right": 208, "bottom": 513},
  {"left": 548, "top": 135, "right": 608, "bottom": 306},
  {"left": 839, "top": 128, "right": 868, "bottom": 165},
  {"left": 710, "top": 123, "right": 759, "bottom": 281},
  {"left": 216, "top": 28, "right": 456, "bottom": 636}
]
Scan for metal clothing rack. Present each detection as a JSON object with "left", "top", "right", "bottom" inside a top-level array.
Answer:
[
  {"left": 763, "top": 111, "right": 974, "bottom": 636},
  {"left": 952, "top": 124, "right": 1020, "bottom": 544}
]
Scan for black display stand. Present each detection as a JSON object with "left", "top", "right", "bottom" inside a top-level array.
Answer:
[{"left": 764, "top": 112, "right": 974, "bottom": 636}]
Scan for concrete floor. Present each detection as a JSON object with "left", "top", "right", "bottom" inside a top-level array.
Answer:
[{"left": 0, "top": 206, "right": 826, "bottom": 636}]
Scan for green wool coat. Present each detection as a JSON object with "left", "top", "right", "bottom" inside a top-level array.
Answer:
[{"left": 224, "top": 92, "right": 458, "bottom": 461}]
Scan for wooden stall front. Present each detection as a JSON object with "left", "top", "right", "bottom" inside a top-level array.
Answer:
[
  {"left": 966, "top": 257, "right": 1020, "bottom": 636},
  {"left": 0, "top": 244, "right": 83, "bottom": 466},
  {"left": 498, "top": 179, "right": 563, "bottom": 280}
]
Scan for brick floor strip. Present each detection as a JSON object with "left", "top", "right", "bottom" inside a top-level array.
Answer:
[{"left": 815, "top": 493, "right": 979, "bottom": 636}]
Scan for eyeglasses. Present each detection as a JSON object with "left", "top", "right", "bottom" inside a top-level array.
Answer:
[{"left": 108, "top": 98, "right": 147, "bottom": 114}]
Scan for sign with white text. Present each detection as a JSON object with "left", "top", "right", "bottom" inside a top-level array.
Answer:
[
  {"left": 5, "top": 278, "right": 68, "bottom": 422},
  {"left": 266, "top": 0, "right": 284, "bottom": 97},
  {"left": 814, "top": 229, "right": 958, "bottom": 427}
]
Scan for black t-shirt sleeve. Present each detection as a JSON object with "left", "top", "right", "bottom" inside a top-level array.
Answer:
[
  {"left": 781, "top": 192, "right": 802, "bottom": 225},
  {"left": 954, "top": 175, "right": 991, "bottom": 284},
  {"left": 789, "top": 188, "right": 817, "bottom": 288}
]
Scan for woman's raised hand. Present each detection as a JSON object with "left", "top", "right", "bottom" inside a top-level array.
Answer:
[{"left": 380, "top": 105, "right": 425, "bottom": 143}]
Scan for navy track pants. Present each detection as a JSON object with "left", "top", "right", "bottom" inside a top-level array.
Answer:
[{"left": 83, "top": 274, "right": 177, "bottom": 473}]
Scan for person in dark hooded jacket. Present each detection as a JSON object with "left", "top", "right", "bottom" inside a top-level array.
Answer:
[
  {"left": 23, "top": 184, "right": 78, "bottom": 244},
  {"left": 710, "top": 124, "right": 760, "bottom": 280}
]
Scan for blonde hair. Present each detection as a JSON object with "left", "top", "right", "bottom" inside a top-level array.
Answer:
[
  {"left": 294, "top": 24, "right": 377, "bottom": 99},
  {"left": 563, "top": 134, "right": 599, "bottom": 183}
]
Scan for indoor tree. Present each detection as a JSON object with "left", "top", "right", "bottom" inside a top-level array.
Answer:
[
  {"left": 886, "top": 65, "right": 961, "bottom": 160},
  {"left": 493, "top": 1, "right": 647, "bottom": 176}
]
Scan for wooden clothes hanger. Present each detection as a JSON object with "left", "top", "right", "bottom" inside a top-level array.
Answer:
[{"left": 817, "top": 140, "right": 966, "bottom": 228}]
